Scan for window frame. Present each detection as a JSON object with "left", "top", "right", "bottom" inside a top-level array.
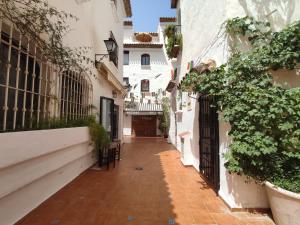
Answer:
[
  {"left": 141, "top": 54, "right": 150, "bottom": 66},
  {"left": 123, "top": 50, "right": 129, "bottom": 65},
  {"left": 141, "top": 79, "right": 150, "bottom": 92}
]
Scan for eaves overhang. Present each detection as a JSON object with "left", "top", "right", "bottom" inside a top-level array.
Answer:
[
  {"left": 96, "top": 62, "right": 127, "bottom": 95},
  {"left": 123, "top": 0, "right": 132, "bottom": 17},
  {"left": 123, "top": 43, "right": 163, "bottom": 49}
]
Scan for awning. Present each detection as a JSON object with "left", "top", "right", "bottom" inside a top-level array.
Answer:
[{"left": 124, "top": 102, "right": 163, "bottom": 115}]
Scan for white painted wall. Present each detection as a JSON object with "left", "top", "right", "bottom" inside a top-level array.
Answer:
[
  {"left": 123, "top": 21, "right": 174, "bottom": 135},
  {"left": 169, "top": 0, "right": 300, "bottom": 209},
  {"left": 0, "top": 127, "right": 94, "bottom": 225},
  {"left": 48, "top": 0, "right": 127, "bottom": 141},
  {"left": 123, "top": 113, "right": 132, "bottom": 136}
]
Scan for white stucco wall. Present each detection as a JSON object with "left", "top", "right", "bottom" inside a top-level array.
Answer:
[
  {"left": 169, "top": 0, "right": 300, "bottom": 209},
  {"left": 123, "top": 48, "right": 171, "bottom": 94},
  {"left": 0, "top": 127, "right": 94, "bottom": 225},
  {"left": 123, "top": 21, "right": 174, "bottom": 135},
  {"left": 123, "top": 113, "right": 132, "bottom": 136},
  {"left": 48, "top": 0, "right": 126, "bottom": 141}
]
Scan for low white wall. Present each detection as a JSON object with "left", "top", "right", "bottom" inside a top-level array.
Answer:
[
  {"left": 123, "top": 114, "right": 132, "bottom": 136},
  {"left": 218, "top": 121, "right": 269, "bottom": 209},
  {"left": 0, "top": 127, "right": 94, "bottom": 225}
]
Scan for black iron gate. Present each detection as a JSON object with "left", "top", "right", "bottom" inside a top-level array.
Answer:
[{"left": 199, "top": 95, "right": 220, "bottom": 193}]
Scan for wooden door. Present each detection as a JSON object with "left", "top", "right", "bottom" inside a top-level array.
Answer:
[{"left": 132, "top": 115, "right": 157, "bottom": 137}]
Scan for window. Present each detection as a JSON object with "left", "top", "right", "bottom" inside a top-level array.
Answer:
[
  {"left": 0, "top": 21, "right": 91, "bottom": 131},
  {"left": 123, "top": 51, "right": 129, "bottom": 65},
  {"left": 109, "top": 32, "right": 118, "bottom": 67},
  {"left": 141, "top": 79, "right": 149, "bottom": 92},
  {"left": 60, "top": 71, "right": 92, "bottom": 120},
  {"left": 141, "top": 54, "right": 150, "bottom": 65}
]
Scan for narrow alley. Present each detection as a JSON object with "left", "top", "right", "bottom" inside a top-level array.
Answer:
[{"left": 16, "top": 138, "right": 274, "bottom": 225}]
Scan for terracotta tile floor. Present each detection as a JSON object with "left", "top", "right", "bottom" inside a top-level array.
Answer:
[{"left": 16, "top": 137, "right": 275, "bottom": 225}]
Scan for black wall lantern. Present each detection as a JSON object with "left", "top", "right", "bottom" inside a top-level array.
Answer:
[{"left": 95, "top": 38, "right": 116, "bottom": 66}]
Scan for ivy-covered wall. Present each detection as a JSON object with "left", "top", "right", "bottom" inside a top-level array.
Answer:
[{"left": 170, "top": 0, "right": 300, "bottom": 209}]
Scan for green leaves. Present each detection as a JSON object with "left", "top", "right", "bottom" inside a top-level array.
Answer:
[{"left": 180, "top": 18, "right": 300, "bottom": 193}]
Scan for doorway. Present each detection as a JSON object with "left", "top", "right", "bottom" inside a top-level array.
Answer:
[
  {"left": 199, "top": 95, "right": 220, "bottom": 193},
  {"left": 100, "top": 97, "right": 119, "bottom": 140},
  {"left": 132, "top": 115, "right": 157, "bottom": 137}
]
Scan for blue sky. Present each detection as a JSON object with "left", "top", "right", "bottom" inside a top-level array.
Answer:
[{"left": 131, "top": 0, "right": 176, "bottom": 32}]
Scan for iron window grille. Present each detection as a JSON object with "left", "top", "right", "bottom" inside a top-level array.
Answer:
[
  {"left": 0, "top": 20, "right": 92, "bottom": 132},
  {"left": 60, "top": 70, "right": 93, "bottom": 120}
]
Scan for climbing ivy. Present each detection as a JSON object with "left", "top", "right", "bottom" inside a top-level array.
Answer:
[{"left": 180, "top": 17, "right": 300, "bottom": 193}]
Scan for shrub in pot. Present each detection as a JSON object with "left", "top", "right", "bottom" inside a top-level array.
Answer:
[
  {"left": 164, "top": 25, "right": 182, "bottom": 59},
  {"left": 88, "top": 119, "right": 111, "bottom": 162},
  {"left": 225, "top": 87, "right": 300, "bottom": 225}
]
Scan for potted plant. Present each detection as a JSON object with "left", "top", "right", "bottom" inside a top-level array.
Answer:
[
  {"left": 88, "top": 120, "right": 111, "bottom": 166},
  {"left": 164, "top": 25, "right": 182, "bottom": 59},
  {"left": 224, "top": 87, "right": 300, "bottom": 225},
  {"left": 165, "top": 33, "right": 182, "bottom": 59},
  {"left": 159, "top": 97, "right": 170, "bottom": 138},
  {"left": 164, "top": 24, "right": 176, "bottom": 38}
]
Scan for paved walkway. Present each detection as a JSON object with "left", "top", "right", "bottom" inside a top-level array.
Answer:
[{"left": 16, "top": 138, "right": 274, "bottom": 225}]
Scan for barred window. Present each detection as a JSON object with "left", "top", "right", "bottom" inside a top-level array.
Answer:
[
  {"left": 60, "top": 70, "right": 93, "bottom": 120},
  {"left": 0, "top": 21, "right": 92, "bottom": 131}
]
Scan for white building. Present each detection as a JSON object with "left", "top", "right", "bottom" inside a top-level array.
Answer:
[
  {"left": 168, "top": 0, "right": 300, "bottom": 210},
  {"left": 0, "top": 0, "right": 131, "bottom": 224},
  {"left": 122, "top": 18, "right": 175, "bottom": 137}
]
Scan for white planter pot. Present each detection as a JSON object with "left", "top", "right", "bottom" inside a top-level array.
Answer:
[{"left": 265, "top": 181, "right": 300, "bottom": 225}]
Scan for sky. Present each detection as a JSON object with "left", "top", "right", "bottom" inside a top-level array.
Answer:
[{"left": 130, "top": 0, "right": 176, "bottom": 32}]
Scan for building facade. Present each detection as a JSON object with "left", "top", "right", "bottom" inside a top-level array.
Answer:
[
  {"left": 0, "top": 0, "right": 130, "bottom": 224},
  {"left": 168, "top": 0, "right": 300, "bottom": 210},
  {"left": 123, "top": 18, "right": 175, "bottom": 137}
]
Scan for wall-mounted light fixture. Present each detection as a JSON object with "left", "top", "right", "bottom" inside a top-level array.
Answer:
[
  {"left": 95, "top": 38, "right": 116, "bottom": 66},
  {"left": 112, "top": 90, "right": 118, "bottom": 98}
]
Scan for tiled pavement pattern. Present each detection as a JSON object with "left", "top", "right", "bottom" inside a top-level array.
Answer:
[{"left": 16, "top": 138, "right": 275, "bottom": 225}]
